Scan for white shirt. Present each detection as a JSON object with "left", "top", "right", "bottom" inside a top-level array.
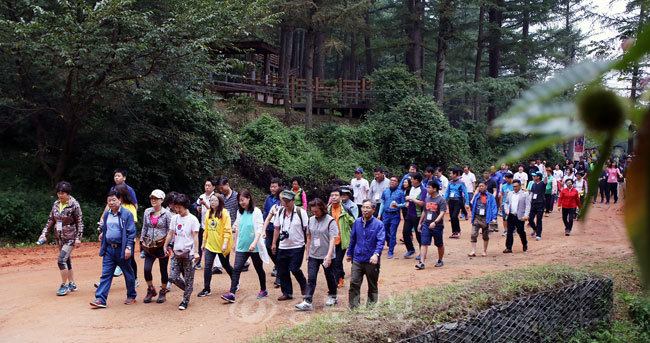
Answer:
[
  {"left": 273, "top": 205, "right": 309, "bottom": 250},
  {"left": 369, "top": 177, "right": 390, "bottom": 204},
  {"left": 350, "top": 177, "right": 370, "bottom": 205},
  {"left": 439, "top": 175, "right": 449, "bottom": 195},
  {"left": 196, "top": 191, "right": 214, "bottom": 228},
  {"left": 509, "top": 191, "right": 521, "bottom": 214},
  {"left": 563, "top": 174, "right": 576, "bottom": 188},
  {"left": 553, "top": 170, "right": 564, "bottom": 182},
  {"left": 171, "top": 213, "right": 200, "bottom": 256},
  {"left": 461, "top": 172, "right": 476, "bottom": 193},
  {"left": 514, "top": 172, "right": 528, "bottom": 186}
]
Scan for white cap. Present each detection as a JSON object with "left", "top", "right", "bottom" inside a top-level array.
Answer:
[{"left": 149, "top": 189, "right": 165, "bottom": 199}]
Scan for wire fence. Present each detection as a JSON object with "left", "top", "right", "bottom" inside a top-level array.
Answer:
[{"left": 399, "top": 277, "right": 613, "bottom": 343}]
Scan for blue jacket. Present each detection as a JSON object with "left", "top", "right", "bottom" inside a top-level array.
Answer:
[
  {"left": 379, "top": 187, "right": 406, "bottom": 216},
  {"left": 100, "top": 206, "right": 136, "bottom": 260},
  {"left": 423, "top": 176, "right": 441, "bottom": 189},
  {"left": 263, "top": 194, "right": 281, "bottom": 231},
  {"left": 347, "top": 216, "right": 385, "bottom": 263},
  {"left": 445, "top": 179, "right": 469, "bottom": 205},
  {"left": 471, "top": 191, "right": 498, "bottom": 223}
]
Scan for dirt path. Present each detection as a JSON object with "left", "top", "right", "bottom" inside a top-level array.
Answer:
[{"left": 0, "top": 202, "right": 632, "bottom": 343}]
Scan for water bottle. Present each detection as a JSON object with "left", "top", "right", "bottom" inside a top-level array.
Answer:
[{"left": 37, "top": 237, "right": 46, "bottom": 245}]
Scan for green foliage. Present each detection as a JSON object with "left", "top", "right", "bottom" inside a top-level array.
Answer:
[
  {"left": 226, "top": 94, "right": 256, "bottom": 125},
  {"left": 367, "top": 65, "right": 424, "bottom": 111}
]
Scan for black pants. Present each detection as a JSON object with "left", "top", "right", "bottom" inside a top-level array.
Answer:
[
  {"left": 599, "top": 182, "right": 608, "bottom": 202},
  {"left": 265, "top": 229, "right": 278, "bottom": 265},
  {"left": 203, "top": 249, "right": 233, "bottom": 291},
  {"left": 277, "top": 247, "right": 307, "bottom": 297},
  {"left": 373, "top": 204, "right": 381, "bottom": 217},
  {"left": 197, "top": 227, "right": 204, "bottom": 261},
  {"left": 403, "top": 214, "right": 421, "bottom": 252},
  {"left": 506, "top": 214, "right": 528, "bottom": 250},
  {"left": 230, "top": 251, "right": 266, "bottom": 293},
  {"left": 304, "top": 257, "right": 337, "bottom": 303},
  {"left": 143, "top": 247, "right": 169, "bottom": 284},
  {"left": 606, "top": 182, "right": 618, "bottom": 203},
  {"left": 448, "top": 199, "right": 463, "bottom": 234},
  {"left": 544, "top": 194, "right": 554, "bottom": 213},
  {"left": 332, "top": 244, "right": 347, "bottom": 281},
  {"left": 562, "top": 208, "right": 576, "bottom": 232},
  {"left": 529, "top": 203, "right": 544, "bottom": 237},
  {"left": 349, "top": 261, "right": 380, "bottom": 309}
]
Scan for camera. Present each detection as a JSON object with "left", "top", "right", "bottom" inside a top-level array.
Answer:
[{"left": 278, "top": 230, "right": 289, "bottom": 241}]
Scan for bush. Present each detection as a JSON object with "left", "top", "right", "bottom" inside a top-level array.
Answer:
[{"left": 367, "top": 65, "right": 425, "bottom": 111}]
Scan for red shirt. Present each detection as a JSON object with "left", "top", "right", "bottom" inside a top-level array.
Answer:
[{"left": 558, "top": 187, "right": 581, "bottom": 209}]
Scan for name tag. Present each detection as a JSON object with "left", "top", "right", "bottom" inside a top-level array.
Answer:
[
  {"left": 374, "top": 193, "right": 380, "bottom": 200},
  {"left": 450, "top": 192, "right": 455, "bottom": 198},
  {"left": 479, "top": 209, "right": 485, "bottom": 216},
  {"left": 426, "top": 212, "right": 433, "bottom": 221},
  {"left": 56, "top": 220, "right": 63, "bottom": 231},
  {"left": 313, "top": 238, "right": 321, "bottom": 247},
  {"left": 533, "top": 194, "right": 538, "bottom": 200}
]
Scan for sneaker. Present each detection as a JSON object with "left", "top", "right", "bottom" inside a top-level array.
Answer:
[
  {"left": 242, "top": 265, "right": 249, "bottom": 272},
  {"left": 277, "top": 295, "right": 293, "bottom": 301},
  {"left": 501, "top": 231, "right": 507, "bottom": 237},
  {"left": 434, "top": 261, "right": 444, "bottom": 268},
  {"left": 212, "top": 267, "right": 223, "bottom": 275},
  {"left": 124, "top": 298, "right": 136, "bottom": 305},
  {"left": 387, "top": 252, "right": 394, "bottom": 259},
  {"left": 271, "top": 267, "right": 277, "bottom": 277},
  {"left": 565, "top": 230, "right": 571, "bottom": 236},
  {"left": 257, "top": 290, "right": 269, "bottom": 299},
  {"left": 523, "top": 245, "right": 528, "bottom": 252},
  {"left": 135, "top": 278, "right": 140, "bottom": 288},
  {"left": 295, "top": 300, "right": 313, "bottom": 311},
  {"left": 89, "top": 299, "right": 106, "bottom": 308},
  {"left": 535, "top": 236, "right": 541, "bottom": 241},
  {"left": 416, "top": 255, "right": 421, "bottom": 260},
  {"left": 460, "top": 214, "right": 465, "bottom": 219},
  {"left": 157, "top": 287, "right": 169, "bottom": 303},
  {"left": 221, "top": 292, "right": 236, "bottom": 303},
  {"left": 195, "top": 263, "right": 202, "bottom": 270},
  {"left": 166, "top": 281, "right": 172, "bottom": 291},
  {"left": 144, "top": 285, "right": 157, "bottom": 303},
  {"left": 140, "top": 250, "right": 146, "bottom": 259},
  {"left": 68, "top": 282, "right": 78, "bottom": 292},
  {"left": 503, "top": 248, "right": 513, "bottom": 253},
  {"left": 274, "top": 280, "right": 281, "bottom": 288},
  {"left": 178, "top": 300, "right": 188, "bottom": 310},
  {"left": 56, "top": 283, "right": 68, "bottom": 296},
  {"left": 197, "top": 289, "right": 211, "bottom": 297},
  {"left": 544, "top": 213, "right": 550, "bottom": 217},
  {"left": 94, "top": 282, "right": 99, "bottom": 288},
  {"left": 530, "top": 232, "right": 536, "bottom": 237},
  {"left": 415, "top": 262, "right": 425, "bottom": 270},
  {"left": 114, "top": 266, "right": 123, "bottom": 276},
  {"left": 325, "top": 295, "right": 338, "bottom": 306},
  {"left": 404, "top": 251, "right": 415, "bottom": 258}
]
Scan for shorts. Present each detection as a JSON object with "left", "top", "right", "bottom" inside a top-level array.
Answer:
[
  {"left": 421, "top": 223, "right": 443, "bottom": 248},
  {"left": 471, "top": 216, "right": 489, "bottom": 243}
]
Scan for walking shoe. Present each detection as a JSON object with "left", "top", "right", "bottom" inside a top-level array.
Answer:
[
  {"left": 89, "top": 299, "right": 106, "bottom": 308},
  {"left": 565, "top": 230, "right": 571, "bottom": 236},
  {"left": 135, "top": 278, "right": 140, "bottom": 288},
  {"left": 530, "top": 232, "right": 536, "bottom": 237},
  {"left": 166, "top": 281, "right": 172, "bottom": 291},
  {"left": 416, "top": 255, "right": 421, "bottom": 260},
  {"left": 212, "top": 267, "right": 223, "bottom": 275},
  {"left": 434, "top": 260, "right": 444, "bottom": 268},
  {"left": 523, "top": 245, "right": 528, "bottom": 252},
  {"left": 144, "top": 285, "right": 157, "bottom": 303},
  {"left": 325, "top": 295, "right": 338, "bottom": 306},
  {"left": 56, "top": 283, "right": 69, "bottom": 296},
  {"left": 387, "top": 252, "right": 394, "bottom": 259},
  {"left": 157, "top": 286, "right": 169, "bottom": 303},
  {"left": 535, "top": 236, "right": 541, "bottom": 241},
  {"left": 337, "top": 278, "right": 345, "bottom": 289},
  {"left": 271, "top": 267, "right": 277, "bottom": 277},
  {"left": 503, "top": 248, "right": 513, "bottom": 253},
  {"left": 197, "top": 289, "right": 211, "bottom": 297},
  {"left": 124, "top": 298, "right": 136, "bottom": 305},
  {"left": 94, "top": 282, "right": 99, "bottom": 288},
  {"left": 178, "top": 300, "right": 188, "bottom": 310},
  {"left": 544, "top": 213, "right": 550, "bottom": 217},
  {"left": 404, "top": 251, "right": 415, "bottom": 258},
  {"left": 68, "top": 282, "right": 78, "bottom": 292},
  {"left": 257, "top": 290, "right": 269, "bottom": 299},
  {"left": 236, "top": 282, "right": 241, "bottom": 293},
  {"left": 277, "top": 295, "right": 293, "bottom": 301},
  {"left": 399, "top": 238, "right": 405, "bottom": 243},
  {"left": 460, "top": 214, "right": 465, "bottom": 219},
  {"left": 221, "top": 292, "right": 236, "bottom": 303},
  {"left": 140, "top": 250, "right": 146, "bottom": 259},
  {"left": 195, "top": 263, "right": 202, "bottom": 270},
  {"left": 114, "top": 266, "right": 123, "bottom": 276},
  {"left": 295, "top": 300, "right": 314, "bottom": 311},
  {"left": 274, "top": 280, "right": 281, "bottom": 288},
  {"left": 501, "top": 231, "right": 507, "bottom": 237},
  {"left": 415, "top": 262, "right": 425, "bottom": 270}
]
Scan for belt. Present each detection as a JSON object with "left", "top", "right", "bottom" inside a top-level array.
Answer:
[{"left": 109, "top": 243, "right": 121, "bottom": 248}]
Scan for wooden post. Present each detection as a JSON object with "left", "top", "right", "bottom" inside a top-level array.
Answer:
[
  {"left": 263, "top": 53, "right": 270, "bottom": 104},
  {"left": 361, "top": 77, "right": 366, "bottom": 101},
  {"left": 290, "top": 75, "right": 295, "bottom": 105},
  {"left": 338, "top": 78, "right": 343, "bottom": 104}
]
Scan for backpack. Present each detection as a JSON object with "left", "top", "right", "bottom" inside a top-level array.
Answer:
[{"left": 278, "top": 206, "right": 307, "bottom": 238}]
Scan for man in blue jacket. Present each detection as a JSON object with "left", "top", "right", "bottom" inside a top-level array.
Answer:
[
  {"left": 347, "top": 200, "right": 385, "bottom": 309},
  {"left": 377, "top": 175, "right": 405, "bottom": 259},
  {"left": 90, "top": 190, "right": 137, "bottom": 308},
  {"left": 468, "top": 181, "right": 498, "bottom": 257},
  {"left": 263, "top": 177, "right": 282, "bottom": 284}
]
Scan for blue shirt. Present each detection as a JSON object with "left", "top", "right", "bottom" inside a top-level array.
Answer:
[
  {"left": 105, "top": 210, "right": 122, "bottom": 244},
  {"left": 379, "top": 187, "right": 406, "bottom": 216},
  {"left": 347, "top": 217, "right": 385, "bottom": 263},
  {"left": 445, "top": 179, "right": 469, "bottom": 205},
  {"left": 490, "top": 173, "right": 503, "bottom": 194},
  {"left": 501, "top": 183, "right": 514, "bottom": 206},
  {"left": 343, "top": 199, "right": 359, "bottom": 218},
  {"left": 399, "top": 173, "right": 412, "bottom": 187},
  {"left": 236, "top": 211, "right": 258, "bottom": 253},
  {"left": 263, "top": 195, "right": 281, "bottom": 231},
  {"left": 110, "top": 183, "right": 138, "bottom": 204},
  {"left": 422, "top": 176, "right": 442, "bottom": 189}
]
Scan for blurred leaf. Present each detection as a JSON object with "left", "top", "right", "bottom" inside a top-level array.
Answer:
[
  {"left": 497, "top": 135, "right": 567, "bottom": 165},
  {"left": 579, "top": 134, "right": 613, "bottom": 221},
  {"left": 613, "top": 21, "right": 650, "bottom": 71}
]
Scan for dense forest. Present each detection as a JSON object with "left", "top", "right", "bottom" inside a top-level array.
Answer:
[{"left": 0, "top": 0, "right": 646, "bottom": 242}]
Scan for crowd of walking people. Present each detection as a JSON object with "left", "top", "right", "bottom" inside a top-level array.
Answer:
[{"left": 38, "top": 150, "right": 632, "bottom": 311}]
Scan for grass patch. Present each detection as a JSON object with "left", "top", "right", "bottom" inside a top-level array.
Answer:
[{"left": 253, "top": 264, "right": 604, "bottom": 343}]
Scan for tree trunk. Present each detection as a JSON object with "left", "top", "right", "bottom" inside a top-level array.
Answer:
[
  {"left": 315, "top": 31, "right": 326, "bottom": 78},
  {"left": 340, "top": 32, "right": 349, "bottom": 79},
  {"left": 350, "top": 33, "right": 358, "bottom": 79},
  {"left": 473, "top": 5, "right": 485, "bottom": 120},
  {"left": 364, "top": 12, "right": 374, "bottom": 75},
  {"left": 486, "top": 0, "right": 503, "bottom": 123},
  {"left": 282, "top": 26, "right": 295, "bottom": 120},
  {"left": 629, "top": 4, "right": 645, "bottom": 153},
  {"left": 405, "top": 0, "right": 424, "bottom": 79},
  {"left": 434, "top": 0, "right": 453, "bottom": 104},
  {"left": 305, "top": 28, "right": 315, "bottom": 130},
  {"left": 520, "top": 2, "right": 529, "bottom": 77}
]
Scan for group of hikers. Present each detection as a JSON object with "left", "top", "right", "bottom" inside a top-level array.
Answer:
[{"left": 39, "top": 151, "right": 631, "bottom": 311}]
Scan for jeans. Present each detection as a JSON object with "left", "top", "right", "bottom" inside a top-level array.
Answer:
[
  {"left": 381, "top": 211, "right": 400, "bottom": 254},
  {"left": 529, "top": 203, "right": 544, "bottom": 237},
  {"left": 304, "top": 257, "right": 337, "bottom": 303},
  {"left": 562, "top": 208, "right": 576, "bottom": 232},
  {"left": 448, "top": 199, "right": 463, "bottom": 234},
  {"left": 332, "top": 244, "right": 347, "bottom": 281},
  {"left": 95, "top": 245, "right": 137, "bottom": 304},
  {"left": 170, "top": 256, "right": 195, "bottom": 303},
  {"left": 544, "top": 194, "right": 554, "bottom": 213},
  {"left": 203, "top": 249, "right": 233, "bottom": 291},
  {"left": 277, "top": 247, "right": 307, "bottom": 297},
  {"left": 402, "top": 214, "right": 421, "bottom": 252},
  {"left": 230, "top": 251, "right": 266, "bottom": 293},
  {"left": 349, "top": 261, "right": 380, "bottom": 309},
  {"left": 598, "top": 182, "right": 608, "bottom": 202},
  {"left": 506, "top": 214, "right": 528, "bottom": 250},
  {"left": 143, "top": 247, "right": 169, "bottom": 284}
]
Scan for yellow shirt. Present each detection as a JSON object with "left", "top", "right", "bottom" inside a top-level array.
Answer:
[
  {"left": 203, "top": 209, "right": 233, "bottom": 255},
  {"left": 122, "top": 203, "right": 138, "bottom": 223},
  {"left": 59, "top": 201, "right": 68, "bottom": 214}
]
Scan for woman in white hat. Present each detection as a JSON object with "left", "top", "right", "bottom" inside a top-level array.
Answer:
[{"left": 141, "top": 189, "right": 174, "bottom": 303}]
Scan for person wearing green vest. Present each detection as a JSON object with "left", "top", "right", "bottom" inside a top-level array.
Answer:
[
  {"left": 544, "top": 167, "right": 557, "bottom": 216},
  {"left": 328, "top": 188, "right": 355, "bottom": 289},
  {"left": 291, "top": 176, "right": 308, "bottom": 210}
]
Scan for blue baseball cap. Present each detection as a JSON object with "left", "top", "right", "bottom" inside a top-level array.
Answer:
[{"left": 355, "top": 168, "right": 363, "bottom": 173}]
